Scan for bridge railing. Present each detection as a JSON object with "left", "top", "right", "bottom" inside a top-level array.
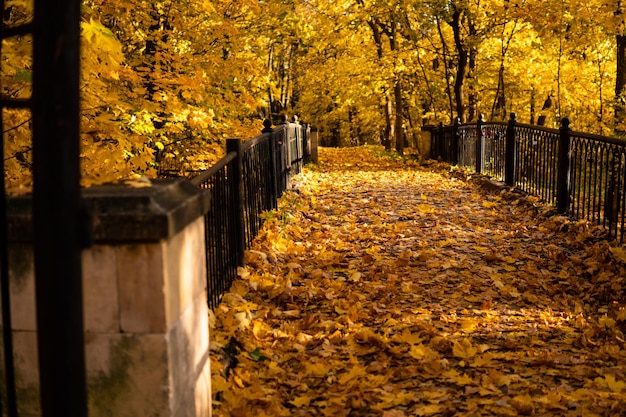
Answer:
[
  {"left": 429, "top": 114, "right": 626, "bottom": 244},
  {"left": 190, "top": 119, "right": 312, "bottom": 309}
]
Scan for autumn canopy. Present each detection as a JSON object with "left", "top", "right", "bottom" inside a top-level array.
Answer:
[{"left": 2, "top": 0, "right": 626, "bottom": 189}]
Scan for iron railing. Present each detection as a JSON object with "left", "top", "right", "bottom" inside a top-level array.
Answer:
[
  {"left": 429, "top": 114, "right": 626, "bottom": 244},
  {"left": 1, "top": 1, "right": 88, "bottom": 417},
  {"left": 191, "top": 120, "right": 312, "bottom": 309}
]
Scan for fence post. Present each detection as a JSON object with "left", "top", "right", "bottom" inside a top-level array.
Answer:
[
  {"left": 226, "top": 138, "right": 245, "bottom": 267},
  {"left": 452, "top": 117, "right": 460, "bottom": 165},
  {"left": 604, "top": 148, "right": 621, "bottom": 237},
  {"left": 476, "top": 114, "right": 485, "bottom": 174},
  {"left": 505, "top": 112, "right": 517, "bottom": 186},
  {"left": 557, "top": 118, "right": 572, "bottom": 214},
  {"left": 310, "top": 126, "right": 319, "bottom": 164},
  {"left": 262, "top": 119, "right": 278, "bottom": 209},
  {"left": 437, "top": 122, "right": 444, "bottom": 159}
]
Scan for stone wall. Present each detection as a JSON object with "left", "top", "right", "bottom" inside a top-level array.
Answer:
[{"left": 3, "top": 179, "right": 212, "bottom": 417}]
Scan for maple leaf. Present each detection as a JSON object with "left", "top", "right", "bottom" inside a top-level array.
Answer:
[
  {"left": 290, "top": 394, "right": 315, "bottom": 408},
  {"left": 510, "top": 394, "right": 534, "bottom": 415},
  {"left": 409, "top": 344, "right": 430, "bottom": 360},
  {"left": 452, "top": 339, "right": 478, "bottom": 360},
  {"left": 414, "top": 404, "right": 444, "bottom": 416},
  {"left": 596, "top": 374, "right": 626, "bottom": 392}
]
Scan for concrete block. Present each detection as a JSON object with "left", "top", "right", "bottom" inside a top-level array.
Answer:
[
  {"left": 86, "top": 333, "right": 169, "bottom": 417},
  {"left": 116, "top": 244, "right": 166, "bottom": 333},
  {"left": 8, "top": 244, "right": 36, "bottom": 331},
  {"left": 167, "top": 292, "right": 209, "bottom": 417},
  {"left": 11, "top": 331, "right": 41, "bottom": 416},
  {"left": 82, "top": 246, "right": 119, "bottom": 333},
  {"left": 164, "top": 217, "right": 206, "bottom": 328}
]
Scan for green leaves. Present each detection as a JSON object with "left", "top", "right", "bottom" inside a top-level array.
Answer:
[{"left": 248, "top": 347, "right": 267, "bottom": 362}]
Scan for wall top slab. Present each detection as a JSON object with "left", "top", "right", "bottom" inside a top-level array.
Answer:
[{"left": 7, "top": 179, "right": 211, "bottom": 243}]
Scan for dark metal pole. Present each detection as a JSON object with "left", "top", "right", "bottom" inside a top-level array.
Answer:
[
  {"left": 438, "top": 122, "right": 444, "bottom": 160},
  {"left": 227, "top": 138, "right": 245, "bottom": 267},
  {"left": 476, "top": 114, "right": 485, "bottom": 174},
  {"left": 262, "top": 120, "right": 278, "bottom": 209},
  {"left": 0, "top": 86, "right": 18, "bottom": 417},
  {"left": 505, "top": 112, "right": 517, "bottom": 186},
  {"left": 452, "top": 117, "right": 460, "bottom": 166},
  {"left": 32, "top": 0, "right": 87, "bottom": 416},
  {"left": 557, "top": 118, "right": 572, "bottom": 214}
]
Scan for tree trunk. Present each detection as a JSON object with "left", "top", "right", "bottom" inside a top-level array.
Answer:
[
  {"left": 267, "top": 44, "right": 274, "bottom": 117},
  {"left": 389, "top": 21, "right": 404, "bottom": 154},
  {"left": 436, "top": 16, "right": 455, "bottom": 121},
  {"left": 467, "top": 21, "right": 477, "bottom": 122},
  {"left": 616, "top": 33, "right": 626, "bottom": 131},
  {"left": 394, "top": 80, "right": 404, "bottom": 155},
  {"left": 530, "top": 88, "right": 536, "bottom": 124},
  {"left": 451, "top": 7, "right": 468, "bottom": 122},
  {"left": 367, "top": 19, "right": 394, "bottom": 148}
]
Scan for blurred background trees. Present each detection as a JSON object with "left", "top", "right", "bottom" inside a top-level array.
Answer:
[{"left": 2, "top": 0, "right": 624, "bottom": 190}]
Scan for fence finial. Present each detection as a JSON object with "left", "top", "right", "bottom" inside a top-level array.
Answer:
[
  {"left": 561, "top": 117, "right": 571, "bottom": 129},
  {"left": 509, "top": 112, "right": 517, "bottom": 122},
  {"left": 478, "top": 113, "right": 485, "bottom": 123}
]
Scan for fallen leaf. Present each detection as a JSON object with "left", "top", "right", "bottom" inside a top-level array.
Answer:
[{"left": 452, "top": 339, "right": 478, "bottom": 359}]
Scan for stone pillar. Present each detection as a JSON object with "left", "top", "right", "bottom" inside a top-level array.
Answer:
[{"left": 4, "top": 179, "right": 212, "bottom": 417}]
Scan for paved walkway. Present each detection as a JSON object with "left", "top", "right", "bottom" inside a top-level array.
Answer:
[{"left": 210, "top": 146, "right": 626, "bottom": 417}]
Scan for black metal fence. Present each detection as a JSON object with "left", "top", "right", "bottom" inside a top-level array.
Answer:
[
  {"left": 190, "top": 119, "right": 311, "bottom": 309},
  {"left": 1, "top": 1, "right": 88, "bottom": 417},
  {"left": 429, "top": 114, "right": 626, "bottom": 244}
]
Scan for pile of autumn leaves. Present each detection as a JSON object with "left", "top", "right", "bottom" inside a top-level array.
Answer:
[{"left": 209, "top": 146, "right": 626, "bottom": 417}]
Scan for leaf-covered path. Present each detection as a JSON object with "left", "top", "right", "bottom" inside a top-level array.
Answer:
[{"left": 210, "top": 146, "right": 626, "bottom": 417}]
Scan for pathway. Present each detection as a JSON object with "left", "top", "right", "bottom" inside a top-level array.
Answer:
[{"left": 210, "top": 146, "right": 626, "bottom": 417}]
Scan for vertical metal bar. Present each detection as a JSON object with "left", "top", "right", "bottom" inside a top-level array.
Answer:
[
  {"left": 227, "top": 139, "right": 245, "bottom": 268},
  {"left": 590, "top": 143, "right": 599, "bottom": 222},
  {"left": 242, "top": 152, "right": 252, "bottom": 244},
  {"left": 32, "top": 0, "right": 87, "bottom": 416},
  {"left": 216, "top": 173, "right": 225, "bottom": 306},
  {"left": 539, "top": 134, "right": 545, "bottom": 199},
  {"left": 505, "top": 113, "right": 516, "bottom": 186},
  {"left": 528, "top": 132, "right": 541, "bottom": 195},
  {"left": 0, "top": 0, "right": 22, "bottom": 412},
  {"left": 452, "top": 118, "right": 460, "bottom": 166},
  {"left": 476, "top": 114, "right": 484, "bottom": 174},
  {"left": 222, "top": 168, "right": 231, "bottom": 295},
  {"left": 551, "top": 134, "right": 558, "bottom": 204},
  {"left": 263, "top": 138, "right": 272, "bottom": 212},
  {"left": 437, "top": 122, "right": 444, "bottom": 161},
  {"left": 619, "top": 153, "right": 626, "bottom": 244},
  {"left": 0, "top": 113, "right": 19, "bottom": 417},
  {"left": 571, "top": 142, "right": 580, "bottom": 218},
  {"left": 264, "top": 122, "right": 278, "bottom": 208},
  {"left": 557, "top": 118, "right": 572, "bottom": 214},
  {"left": 217, "top": 170, "right": 227, "bottom": 304},
  {"left": 537, "top": 136, "right": 548, "bottom": 200}
]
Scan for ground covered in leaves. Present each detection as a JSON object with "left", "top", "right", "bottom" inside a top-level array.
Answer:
[{"left": 210, "top": 146, "right": 626, "bottom": 416}]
